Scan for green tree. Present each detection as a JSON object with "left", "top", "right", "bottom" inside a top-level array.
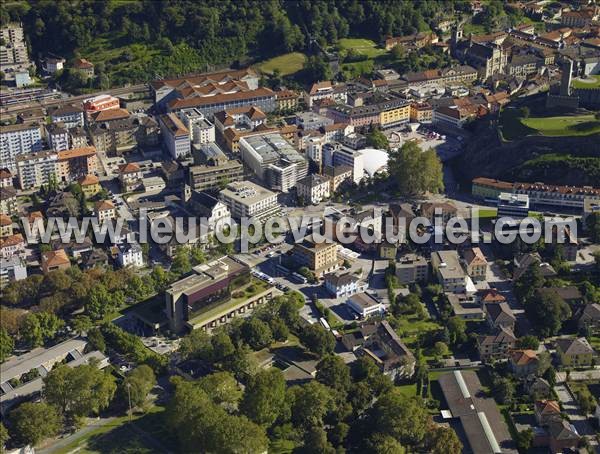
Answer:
[
  {"left": 171, "top": 248, "right": 192, "bottom": 276},
  {"left": 447, "top": 316, "right": 467, "bottom": 346},
  {"left": 492, "top": 377, "right": 515, "bottom": 404},
  {"left": 179, "top": 329, "right": 213, "bottom": 360},
  {"left": 299, "top": 324, "right": 335, "bottom": 357},
  {"left": 288, "top": 381, "right": 333, "bottom": 429},
  {"left": 391, "top": 44, "right": 405, "bottom": 59},
  {"left": 43, "top": 363, "right": 116, "bottom": 420},
  {"left": 387, "top": 141, "right": 443, "bottom": 195},
  {"left": 71, "top": 315, "right": 93, "bottom": 336},
  {"left": 365, "top": 433, "right": 406, "bottom": 454},
  {"left": 0, "top": 327, "right": 14, "bottom": 362},
  {"left": 316, "top": 355, "right": 351, "bottom": 396},
  {"left": 303, "top": 55, "right": 332, "bottom": 83},
  {"left": 433, "top": 341, "right": 450, "bottom": 358},
  {"left": 211, "top": 330, "right": 236, "bottom": 361},
  {"left": 427, "top": 426, "right": 462, "bottom": 454},
  {"left": 22, "top": 312, "right": 64, "bottom": 347},
  {"left": 516, "top": 428, "right": 534, "bottom": 452},
  {"left": 268, "top": 318, "right": 289, "bottom": 342},
  {"left": 585, "top": 212, "right": 600, "bottom": 242},
  {"left": 0, "top": 422, "right": 8, "bottom": 453},
  {"left": 241, "top": 318, "right": 273, "bottom": 350},
  {"left": 122, "top": 365, "right": 156, "bottom": 409},
  {"left": 301, "top": 426, "right": 335, "bottom": 454},
  {"left": 526, "top": 290, "right": 571, "bottom": 337},
  {"left": 366, "top": 128, "right": 390, "bottom": 150},
  {"left": 241, "top": 369, "right": 286, "bottom": 427},
  {"left": 515, "top": 335, "right": 539, "bottom": 350},
  {"left": 10, "top": 402, "right": 62, "bottom": 446},
  {"left": 198, "top": 371, "right": 242, "bottom": 409},
  {"left": 86, "top": 327, "right": 106, "bottom": 353}
]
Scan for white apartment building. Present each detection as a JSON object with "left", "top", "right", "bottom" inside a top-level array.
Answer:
[
  {"left": 306, "top": 136, "right": 324, "bottom": 167},
  {"left": 178, "top": 108, "right": 215, "bottom": 145},
  {"left": 297, "top": 174, "right": 331, "bottom": 205},
  {"left": 330, "top": 145, "right": 365, "bottom": 184},
  {"left": 431, "top": 250, "right": 467, "bottom": 293},
  {"left": 117, "top": 242, "right": 144, "bottom": 268},
  {"left": 0, "top": 123, "right": 44, "bottom": 172},
  {"left": 46, "top": 124, "right": 70, "bottom": 151},
  {"left": 0, "top": 255, "right": 27, "bottom": 288},
  {"left": 219, "top": 181, "right": 281, "bottom": 223},
  {"left": 16, "top": 151, "right": 58, "bottom": 190},
  {"left": 50, "top": 105, "right": 85, "bottom": 129},
  {"left": 160, "top": 113, "right": 190, "bottom": 159}
]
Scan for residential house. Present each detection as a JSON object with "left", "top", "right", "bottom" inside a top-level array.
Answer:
[
  {"left": 73, "top": 58, "right": 94, "bottom": 78},
  {"left": 0, "top": 214, "right": 13, "bottom": 238},
  {"left": 535, "top": 400, "right": 562, "bottom": 426},
  {"left": 304, "top": 81, "right": 347, "bottom": 108},
  {"left": 485, "top": 302, "right": 516, "bottom": 331},
  {"left": 477, "top": 288, "right": 506, "bottom": 306},
  {"left": 513, "top": 252, "right": 557, "bottom": 281},
  {"left": 461, "top": 247, "right": 488, "bottom": 281},
  {"left": 555, "top": 337, "right": 594, "bottom": 367},
  {"left": 297, "top": 174, "right": 330, "bottom": 205},
  {"left": 510, "top": 349, "right": 539, "bottom": 378},
  {"left": 41, "top": 249, "right": 70, "bottom": 273},
  {"left": 548, "top": 420, "right": 580, "bottom": 453},
  {"left": 95, "top": 200, "right": 116, "bottom": 222},
  {"left": 323, "top": 272, "right": 368, "bottom": 298},
  {"left": 117, "top": 242, "right": 144, "bottom": 268},
  {"left": 0, "top": 168, "right": 12, "bottom": 188},
  {"left": 447, "top": 293, "right": 485, "bottom": 320},
  {"left": 0, "top": 233, "right": 25, "bottom": 259},
  {"left": 78, "top": 174, "right": 101, "bottom": 198},
  {"left": 419, "top": 201, "right": 457, "bottom": 223},
  {"left": 477, "top": 327, "right": 517, "bottom": 362},
  {"left": 526, "top": 376, "right": 552, "bottom": 399},
  {"left": 24, "top": 211, "right": 43, "bottom": 242},
  {"left": 576, "top": 303, "right": 600, "bottom": 334},
  {"left": 118, "top": 163, "right": 143, "bottom": 192},
  {"left": 50, "top": 104, "right": 84, "bottom": 129},
  {"left": 378, "top": 242, "right": 397, "bottom": 260}
]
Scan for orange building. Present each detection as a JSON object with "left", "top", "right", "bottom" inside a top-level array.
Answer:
[
  {"left": 56, "top": 146, "right": 98, "bottom": 183},
  {"left": 83, "top": 94, "right": 120, "bottom": 113}
]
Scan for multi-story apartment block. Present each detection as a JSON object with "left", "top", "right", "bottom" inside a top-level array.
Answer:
[
  {"left": 395, "top": 254, "right": 428, "bottom": 285},
  {"left": 410, "top": 102, "right": 433, "bottom": 123},
  {"left": 0, "top": 214, "right": 13, "bottom": 238},
  {"left": 50, "top": 104, "right": 85, "bottom": 129},
  {"left": 296, "top": 174, "right": 330, "bottom": 205},
  {"left": 188, "top": 159, "right": 244, "bottom": 192},
  {"left": 88, "top": 109, "right": 138, "bottom": 155},
  {"left": 0, "top": 256, "right": 27, "bottom": 288},
  {"left": 275, "top": 89, "right": 299, "bottom": 111},
  {"left": 69, "top": 127, "right": 89, "bottom": 148},
  {"left": 322, "top": 165, "right": 353, "bottom": 193},
  {"left": 239, "top": 133, "right": 308, "bottom": 193},
  {"left": 477, "top": 327, "right": 517, "bottom": 362},
  {"left": 159, "top": 113, "right": 190, "bottom": 159},
  {"left": 0, "top": 233, "right": 25, "bottom": 260},
  {"left": 16, "top": 151, "right": 58, "bottom": 190},
  {"left": 291, "top": 236, "right": 339, "bottom": 277},
  {"left": 46, "top": 123, "right": 70, "bottom": 151},
  {"left": 0, "top": 187, "right": 18, "bottom": 215},
  {"left": 0, "top": 123, "right": 44, "bottom": 172},
  {"left": 431, "top": 250, "right": 467, "bottom": 293},
  {"left": 213, "top": 106, "right": 267, "bottom": 133},
  {"left": 56, "top": 147, "right": 98, "bottom": 183},
  {"left": 219, "top": 181, "right": 280, "bottom": 223},
  {"left": 304, "top": 81, "right": 347, "bottom": 108},
  {"left": 306, "top": 135, "right": 325, "bottom": 169},
  {"left": 497, "top": 192, "right": 530, "bottom": 218},
  {"left": 177, "top": 108, "right": 215, "bottom": 145},
  {"left": 0, "top": 23, "right": 32, "bottom": 78}
]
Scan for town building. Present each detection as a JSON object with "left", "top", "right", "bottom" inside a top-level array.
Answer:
[
  {"left": 510, "top": 349, "right": 539, "bottom": 378},
  {"left": 275, "top": 89, "right": 299, "bottom": 111},
  {"left": 431, "top": 250, "right": 466, "bottom": 293},
  {"left": 395, "top": 253, "right": 428, "bottom": 285},
  {"left": 555, "top": 337, "right": 594, "bottom": 367},
  {"left": 42, "top": 55, "right": 65, "bottom": 74},
  {"left": 0, "top": 187, "right": 18, "bottom": 215},
  {"left": 0, "top": 255, "right": 27, "bottom": 288},
  {"left": 346, "top": 292, "right": 384, "bottom": 319},
  {"left": 16, "top": 150, "right": 58, "bottom": 190},
  {"left": 78, "top": 174, "right": 101, "bottom": 198},
  {"left": 118, "top": 163, "right": 143, "bottom": 192},
  {"left": 218, "top": 181, "right": 280, "bottom": 223},
  {"left": 576, "top": 303, "right": 600, "bottom": 335},
  {"left": 186, "top": 191, "right": 231, "bottom": 233},
  {"left": 410, "top": 102, "right": 433, "bottom": 123},
  {"left": 49, "top": 104, "right": 85, "bottom": 129},
  {"left": 0, "top": 233, "right": 25, "bottom": 259},
  {"left": 94, "top": 200, "right": 116, "bottom": 222},
  {"left": 0, "top": 123, "right": 44, "bottom": 172},
  {"left": 296, "top": 174, "right": 330, "bottom": 205},
  {"left": 88, "top": 110, "right": 138, "bottom": 156},
  {"left": 0, "top": 214, "right": 12, "bottom": 238},
  {"left": 461, "top": 247, "right": 488, "bottom": 281},
  {"left": 46, "top": 123, "right": 70, "bottom": 151},
  {"left": 117, "top": 242, "right": 144, "bottom": 268},
  {"left": 239, "top": 133, "right": 308, "bottom": 192},
  {"left": 41, "top": 249, "right": 70, "bottom": 274},
  {"left": 177, "top": 108, "right": 215, "bottom": 145},
  {"left": 160, "top": 113, "right": 190, "bottom": 159},
  {"left": 72, "top": 58, "right": 94, "bottom": 78},
  {"left": 188, "top": 157, "right": 244, "bottom": 192},
  {"left": 296, "top": 111, "right": 334, "bottom": 131},
  {"left": 213, "top": 106, "right": 267, "bottom": 134},
  {"left": 0, "top": 169, "right": 12, "bottom": 188},
  {"left": 485, "top": 302, "right": 516, "bottom": 331},
  {"left": 0, "top": 23, "right": 32, "bottom": 80},
  {"left": 323, "top": 272, "right": 367, "bottom": 298},
  {"left": 83, "top": 94, "right": 120, "bottom": 114},
  {"left": 56, "top": 146, "right": 98, "bottom": 183},
  {"left": 497, "top": 192, "right": 530, "bottom": 218},
  {"left": 304, "top": 81, "right": 347, "bottom": 108},
  {"left": 322, "top": 165, "right": 353, "bottom": 193},
  {"left": 291, "top": 236, "right": 339, "bottom": 277},
  {"left": 477, "top": 327, "right": 517, "bottom": 362}
]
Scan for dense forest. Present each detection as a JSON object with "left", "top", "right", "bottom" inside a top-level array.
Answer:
[{"left": 1, "top": 0, "right": 478, "bottom": 84}]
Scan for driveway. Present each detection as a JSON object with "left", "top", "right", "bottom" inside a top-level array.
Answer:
[{"left": 554, "top": 384, "right": 598, "bottom": 444}]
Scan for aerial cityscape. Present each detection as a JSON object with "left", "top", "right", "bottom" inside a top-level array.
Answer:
[{"left": 0, "top": 1, "right": 599, "bottom": 453}]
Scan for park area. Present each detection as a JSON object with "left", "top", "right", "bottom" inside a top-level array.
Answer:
[
  {"left": 499, "top": 107, "right": 600, "bottom": 140},
  {"left": 256, "top": 52, "right": 307, "bottom": 76},
  {"left": 571, "top": 75, "right": 600, "bottom": 89}
]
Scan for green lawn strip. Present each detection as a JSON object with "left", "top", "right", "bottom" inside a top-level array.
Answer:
[
  {"left": 521, "top": 115, "right": 600, "bottom": 136},
  {"left": 477, "top": 208, "right": 498, "bottom": 218},
  {"left": 256, "top": 52, "right": 307, "bottom": 76},
  {"left": 52, "top": 415, "right": 136, "bottom": 454},
  {"left": 337, "top": 38, "right": 387, "bottom": 59},
  {"left": 395, "top": 382, "right": 418, "bottom": 398},
  {"left": 571, "top": 75, "right": 600, "bottom": 89}
]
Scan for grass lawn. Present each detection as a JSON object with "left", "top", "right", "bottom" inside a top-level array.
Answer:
[
  {"left": 337, "top": 38, "right": 387, "bottom": 59},
  {"left": 53, "top": 406, "right": 170, "bottom": 454},
  {"left": 500, "top": 108, "right": 600, "bottom": 140},
  {"left": 522, "top": 114, "right": 600, "bottom": 137},
  {"left": 395, "top": 382, "right": 417, "bottom": 398},
  {"left": 589, "top": 335, "right": 600, "bottom": 351},
  {"left": 256, "top": 52, "right": 307, "bottom": 76},
  {"left": 477, "top": 208, "right": 498, "bottom": 219},
  {"left": 462, "top": 22, "right": 487, "bottom": 36},
  {"left": 571, "top": 75, "right": 600, "bottom": 89}
]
